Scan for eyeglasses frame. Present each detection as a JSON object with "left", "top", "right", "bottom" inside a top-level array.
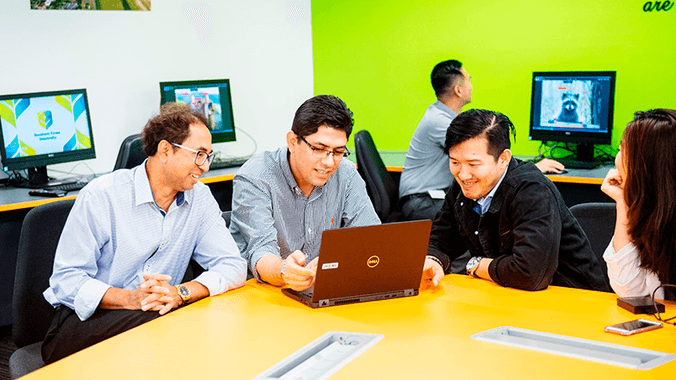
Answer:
[
  {"left": 170, "top": 142, "right": 215, "bottom": 167},
  {"left": 298, "top": 135, "right": 350, "bottom": 160}
]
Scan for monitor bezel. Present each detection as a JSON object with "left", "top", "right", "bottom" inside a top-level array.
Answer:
[
  {"left": 0, "top": 88, "right": 96, "bottom": 172},
  {"left": 159, "top": 78, "right": 237, "bottom": 144},
  {"left": 529, "top": 71, "right": 616, "bottom": 146}
]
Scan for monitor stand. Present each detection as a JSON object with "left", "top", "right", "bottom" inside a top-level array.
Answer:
[
  {"left": 18, "top": 166, "right": 50, "bottom": 188},
  {"left": 576, "top": 143, "right": 595, "bottom": 162},
  {"left": 14, "top": 166, "right": 81, "bottom": 189}
]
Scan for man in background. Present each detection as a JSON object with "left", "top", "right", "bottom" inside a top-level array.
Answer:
[{"left": 399, "top": 59, "right": 564, "bottom": 222}]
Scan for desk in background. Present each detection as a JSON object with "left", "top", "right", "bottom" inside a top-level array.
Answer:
[
  {"left": 363, "top": 151, "right": 613, "bottom": 207},
  {"left": 23, "top": 275, "right": 676, "bottom": 379},
  {"left": 0, "top": 166, "right": 240, "bottom": 327}
]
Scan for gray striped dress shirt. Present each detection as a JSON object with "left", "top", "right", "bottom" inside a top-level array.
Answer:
[{"left": 230, "top": 147, "right": 380, "bottom": 280}]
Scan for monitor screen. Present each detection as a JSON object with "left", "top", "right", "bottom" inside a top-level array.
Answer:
[
  {"left": 0, "top": 88, "right": 95, "bottom": 186},
  {"left": 529, "top": 71, "right": 616, "bottom": 161},
  {"left": 159, "top": 78, "right": 236, "bottom": 144}
]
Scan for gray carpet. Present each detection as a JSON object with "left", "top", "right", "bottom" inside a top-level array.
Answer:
[{"left": 0, "top": 324, "right": 17, "bottom": 380}]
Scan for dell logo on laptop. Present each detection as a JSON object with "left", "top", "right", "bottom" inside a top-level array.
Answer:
[{"left": 367, "top": 255, "right": 380, "bottom": 268}]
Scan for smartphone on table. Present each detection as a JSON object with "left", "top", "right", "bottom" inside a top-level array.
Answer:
[{"left": 604, "top": 319, "right": 663, "bottom": 336}]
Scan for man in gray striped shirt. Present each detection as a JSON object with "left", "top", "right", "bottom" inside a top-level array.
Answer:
[{"left": 230, "top": 95, "right": 380, "bottom": 291}]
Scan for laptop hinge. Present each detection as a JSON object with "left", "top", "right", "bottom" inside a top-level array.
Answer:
[
  {"left": 404, "top": 289, "right": 415, "bottom": 297},
  {"left": 319, "top": 299, "right": 330, "bottom": 307}
]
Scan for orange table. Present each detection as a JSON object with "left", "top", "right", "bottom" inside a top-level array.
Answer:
[{"left": 23, "top": 275, "right": 676, "bottom": 379}]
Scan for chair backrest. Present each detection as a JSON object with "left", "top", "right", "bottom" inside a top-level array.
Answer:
[
  {"left": 569, "top": 202, "right": 616, "bottom": 276},
  {"left": 12, "top": 199, "right": 75, "bottom": 348},
  {"left": 222, "top": 210, "right": 232, "bottom": 228},
  {"left": 354, "top": 130, "right": 399, "bottom": 222},
  {"left": 113, "top": 133, "right": 146, "bottom": 171}
]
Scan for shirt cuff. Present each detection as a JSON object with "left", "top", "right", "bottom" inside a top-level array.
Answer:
[
  {"left": 74, "top": 279, "right": 111, "bottom": 321},
  {"left": 42, "top": 288, "right": 59, "bottom": 307},
  {"left": 603, "top": 239, "right": 637, "bottom": 262},
  {"left": 426, "top": 251, "right": 451, "bottom": 274},
  {"left": 603, "top": 240, "right": 641, "bottom": 286},
  {"left": 193, "top": 269, "right": 243, "bottom": 297}
]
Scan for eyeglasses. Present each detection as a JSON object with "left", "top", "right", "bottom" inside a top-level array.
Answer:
[
  {"left": 171, "top": 143, "right": 215, "bottom": 166},
  {"left": 298, "top": 135, "right": 350, "bottom": 160},
  {"left": 651, "top": 284, "right": 676, "bottom": 325}
]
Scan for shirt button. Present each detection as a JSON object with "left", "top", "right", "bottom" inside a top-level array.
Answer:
[
  {"left": 474, "top": 231, "right": 479, "bottom": 235},
  {"left": 460, "top": 202, "right": 464, "bottom": 206},
  {"left": 308, "top": 228, "right": 312, "bottom": 233},
  {"left": 145, "top": 265, "right": 151, "bottom": 272}
]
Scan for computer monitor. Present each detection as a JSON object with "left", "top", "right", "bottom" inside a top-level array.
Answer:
[
  {"left": 529, "top": 71, "right": 616, "bottom": 162},
  {"left": 159, "top": 78, "right": 236, "bottom": 144},
  {"left": 0, "top": 88, "right": 96, "bottom": 187}
]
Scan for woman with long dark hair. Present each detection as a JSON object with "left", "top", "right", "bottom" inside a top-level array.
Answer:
[{"left": 602, "top": 109, "right": 676, "bottom": 299}]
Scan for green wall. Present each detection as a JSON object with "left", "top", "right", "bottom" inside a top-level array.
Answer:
[{"left": 312, "top": 0, "right": 676, "bottom": 155}]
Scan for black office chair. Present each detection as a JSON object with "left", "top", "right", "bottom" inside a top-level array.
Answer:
[
  {"left": 113, "top": 133, "right": 146, "bottom": 170},
  {"left": 9, "top": 199, "right": 75, "bottom": 379},
  {"left": 569, "top": 202, "right": 616, "bottom": 286},
  {"left": 222, "top": 210, "right": 232, "bottom": 228},
  {"left": 354, "top": 130, "right": 402, "bottom": 222}
]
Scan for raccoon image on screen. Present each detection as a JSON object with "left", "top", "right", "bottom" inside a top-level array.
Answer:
[
  {"left": 557, "top": 93, "right": 580, "bottom": 123},
  {"left": 540, "top": 79, "right": 603, "bottom": 131}
]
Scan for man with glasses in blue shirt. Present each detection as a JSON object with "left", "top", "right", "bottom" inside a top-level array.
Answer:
[
  {"left": 230, "top": 95, "right": 380, "bottom": 291},
  {"left": 41, "top": 102, "right": 246, "bottom": 364}
]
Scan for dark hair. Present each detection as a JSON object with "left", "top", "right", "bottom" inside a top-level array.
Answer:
[
  {"left": 142, "top": 102, "right": 209, "bottom": 156},
  {"left": 444, "top": 109, "right": 516, "bottom": 161},
  {"left": 291, "top": 95, "right": 354, "bottom": 140},
  {"left": 622, "top": 108, "right": 676, "bottom": 285},
  {"left": 431, "top": 60, "right": 464, "bottom": 97}
]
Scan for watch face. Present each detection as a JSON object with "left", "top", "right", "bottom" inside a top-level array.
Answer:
[
  {"left": 466, "top": 257, "right": 480, "bottom": 271},
  {"left": 178, "top": 286, "right": 190, "bottom": 298}
]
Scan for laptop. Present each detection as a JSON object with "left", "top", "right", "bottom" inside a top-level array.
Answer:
[{"left": 282, "top": 220, "right": 432, "bottom": 308}]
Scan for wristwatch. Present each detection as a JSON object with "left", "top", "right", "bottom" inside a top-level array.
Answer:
[
  {"left": 466, "top": 256, "right": 484, "bottom": 277},
  {"left": 175, "top": 284, "right": 191, "bottom": 304}
]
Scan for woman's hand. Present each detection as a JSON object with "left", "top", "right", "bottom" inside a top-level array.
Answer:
[{"left": 601, "top": 168, "right": 625, "bottom": 205}]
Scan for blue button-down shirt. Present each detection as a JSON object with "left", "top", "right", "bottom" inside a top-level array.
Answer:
[
  {"left": 230, "top": 147, "right": 381, "bottom": 280},
  {"left": 474, "top": 164, "right": 509, "bottom": 215},
  {"left": 43, "top": 162, "right": 247, "bottom": 321}
]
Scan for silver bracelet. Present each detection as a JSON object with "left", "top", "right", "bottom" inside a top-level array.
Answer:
[
  {"left": 426, "top": 255, "right": 443, "bottom": 269},
  {"left": 281, "top": 259, "right": 287, "bottom": 278}
]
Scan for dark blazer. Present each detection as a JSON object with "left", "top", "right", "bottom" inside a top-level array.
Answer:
[{"left": 428, "top": 158, "right": 610, "bottom": 292}]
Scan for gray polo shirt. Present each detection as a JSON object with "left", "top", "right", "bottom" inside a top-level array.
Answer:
[
  {"left": 229, "top": 147, "right": 380, "bottom": 280},
  {"left": 399, "top": 100, "right": 457, "bottom": 198}
]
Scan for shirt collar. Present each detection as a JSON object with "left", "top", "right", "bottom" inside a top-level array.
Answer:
[
  {"left": 433, "top": 99, "right": 458, "bottom": 119},
  {"left": 279, "top": 147, "right": 324, "bottom": 197},
  {"left": 476, "top": 164, "right": 509, "bottom": 214},
  {"left": 133, "top": 159, "right": 188, "bottom": 208},
  {"left": 134, "top": 160, "right": 155, "bottom": 207},
  {"left": 279, "top": 148, "right": 302, "bottom": 193}
]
